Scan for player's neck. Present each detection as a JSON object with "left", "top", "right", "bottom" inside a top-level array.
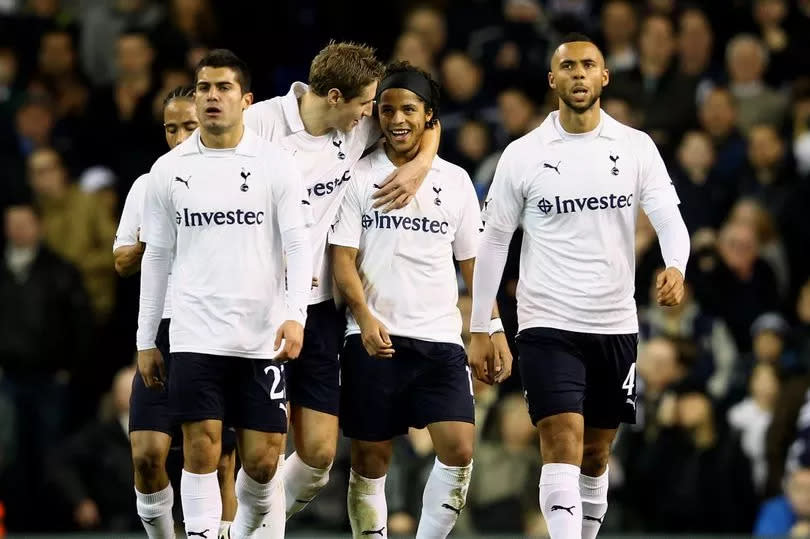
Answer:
[
  {"left": 200, "top": 123, "right": 245, "bottom": 149},
  {"left": 557, "top": 103, "right": 601, "bottom": 134},
  {"left": 384, "top": 141, "right": 419, "bottom": 167},
  {"left": 299, "top": 92, "right": 333, "bottom": 136}
]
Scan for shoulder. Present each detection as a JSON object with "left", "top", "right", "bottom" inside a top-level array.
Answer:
[
  {"left": 604, "top": 114, "right": 658, "bottom": 156},
  {"left": 433, "top": 156, "right": 473, "bottom": 185},
  {"left": 151, "top": 138, "right": 192, "bottom": 176},
  {"left": 129, "top": 173, "right": 151, "bottom": 194},
  {"left": 244, "top": 97, "right": 284, "bottom": 122}
]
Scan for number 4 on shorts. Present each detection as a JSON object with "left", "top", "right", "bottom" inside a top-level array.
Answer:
[{"left": 621, "top": 363, "right": 636, "bottom": 396}]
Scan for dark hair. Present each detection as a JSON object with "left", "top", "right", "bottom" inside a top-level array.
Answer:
[
  {"left": 309, "top": 41, "right": 384, "bottom": 100},
  {"left": 118, "top": 26, "right": 152, "bottom": 45},
  {"left": 556, "top": 32, "right": 595, "bottom": 48},
  {"left": 163, "top": 85, "right": 195, "bottom": 107},
  {"left": 379, "top": 60, "right": 441, "bottom": 127},
  {"left": 194, "top": 48, "right": 251, "bottom": 93}
]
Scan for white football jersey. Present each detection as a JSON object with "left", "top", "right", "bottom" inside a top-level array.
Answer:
[
  {"left": 141, "top": 128, "right": 311, "bottom": 359},
  {"left": 114, "top": 173, "right": 172, "bottom": 319},
  {"left": 482, "top": 110, "right": 680, "bottom": 334},
  {"left": 245, "top": 82, "right": 380, "bottom": 304},
  {"left": 329, "top": 148, "right": 481, "bottom": 346}
]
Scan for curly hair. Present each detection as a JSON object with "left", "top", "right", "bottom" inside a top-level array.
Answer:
[{"left": 381, "top": 60, "right": 441, "bottom": 127}]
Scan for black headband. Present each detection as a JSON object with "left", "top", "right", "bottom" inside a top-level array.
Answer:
[{"left": 376, "top": 71, "right": 433, "bottom": 108}]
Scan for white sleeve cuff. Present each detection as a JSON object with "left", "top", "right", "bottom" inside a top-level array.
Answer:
[
  {"left": 470, "top": 225, "right": 513, "bottom": 333},
  {"left": 646, "top": 204, "right": 690, "bottom": 277},
  {"left": 136, "top": 245, "right": 171, "bottom": 350},
  {"left": 282, "top": 225, "right": 312, "bottom": 325}
]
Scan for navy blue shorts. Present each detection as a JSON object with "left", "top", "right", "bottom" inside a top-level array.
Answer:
[
  {"left": 169, "top": 352, "right": 288, "bottom": 434},
  {"left": 285, "top": 299, "right": 345, "bottom": 416},
  {"left": 516, "top": 327, "right": 638, "bottom": 428},
  {"left": 340, "top": 335, "right": 475, "bottom": 441},
  {"left": 129, "top": 318, "right": 172, "bottom": 434}
]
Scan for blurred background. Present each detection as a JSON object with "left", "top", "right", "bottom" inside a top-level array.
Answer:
[{"left": 1, "top": 0, "right": 810, "bottom": 536}]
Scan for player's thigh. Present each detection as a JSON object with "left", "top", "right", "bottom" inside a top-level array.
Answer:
[
  {"left": 582, "top": 333, "right": 639, "bottom": 430},
  {"left": 236, "top": 428, "right": 284, "bottom": 482},
  {"left": 426, "top": 421, "right": 475, "bottom": 467},
  {"left": 286, "top": 299, "right": 344, "bottom": 416},
  {"left": 350, "top": 438, "right": 394, "bottom": 479},
  {"left": 290, "top": 405, "right": 339, "bottom": 469},
  {"left": 169, "top": 352, "right": 228, "bottom": 427},
  {"left": 516, "top": 327, "right": 588, "bottom": 426},
  {"left": 339, "top": 335, "right": 406, "bottom": 443},
  {"left": 228, "top": 357, "right": 288, "bottom": 436},
  {"left": 408, "top": 341, "right": 475, "bottom": 446}
]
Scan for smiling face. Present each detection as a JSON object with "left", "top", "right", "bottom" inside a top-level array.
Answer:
[
  {"left": 194, "top": 66, "right": 252, "bottom": 135},
  {"left": 378, "top": 87, "right": 432, "bottom": 159},
  {"left": 548, "top": 41, "right": 609, "bottom": 114}
]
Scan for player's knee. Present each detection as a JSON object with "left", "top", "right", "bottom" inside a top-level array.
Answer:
[
  {"left": 240, "top": 446, "right": 281, "bottom": 484},
  {"left": 299, "top": 443, "right": 336, "bottom": 470},
  {"left": 183, "top": 432, "right": 221, "bottom": 471},
  {"left": 581, "top": 442, "right": 610, "bottom": 476},
  {"left": 437, "top": 439, "right": 474, "bottom": 467},
  {"left": 132, "top": 447, "right": 166, "bottom": 480},
  {"left": 352, "top": 445, "right": 392, "bottom": 478},
  {"left": 537, "top": 415, "right": 583, "bottom": 463}
]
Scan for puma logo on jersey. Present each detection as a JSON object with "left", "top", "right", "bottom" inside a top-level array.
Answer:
[
  {"left": 551, "top": 505, "right": 575, "bottom": 515},
  {"left": 441, "top": 503, "right": 462, "bottom": 515},
  {"left": 175, "top": 176, "right": 191, "bottom": 188},
  {"left": 361, "top": 527, "right": 385, "bottom": 536},
  {"left": 543, "top": 161, "right": 560, "bottom": 174}
]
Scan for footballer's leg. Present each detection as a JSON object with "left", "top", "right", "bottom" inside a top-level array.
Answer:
[
  {"left": 216, "top": 431, "right": 237, "bottom": 538},
  {"left": 348, "top": 439, "right": 393, "bottom": 539},
  {"left": 283, "top": 299, "right": 343, "bottom": 518}
]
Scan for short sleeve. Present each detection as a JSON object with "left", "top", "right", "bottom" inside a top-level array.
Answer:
[
  {"left": 328, "top": 166, "right": 365, "bottom": 249},
  {"left": 244, "top": 100, "right": 279, "bottom": 140},
  {"left": 480, "top": 143, "right": 525, "bottom": 233},
  {"left": 140, "top": 165, "right": 177, "bottom": 250},
  {"left": 453, "top": 172, "right": 482, "bottom": 261},
  {"left": 113, "top": 173, "right": 148, "bottom": 251},
  {"left": 271, "top": 149, "right": 313, "bottom": 232},
  {"left": 638, "top": 133, "right": 680, "bottom": 215}
]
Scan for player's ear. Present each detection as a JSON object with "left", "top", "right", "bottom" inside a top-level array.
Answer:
[
  {"left": 327, "top": 88, "right": 342, "bottom": 106},
  {"left": 242, "top": 91, "right": 254, "bottom": 109},
  {"left": 425, "top": 107, "right": 433, "bottom": 125},
  {"left": 548, "top": 71, "right": 556, "bottom": 90},
  {"left": 602, "top": 68, "right": 610, "bottom": 88}
]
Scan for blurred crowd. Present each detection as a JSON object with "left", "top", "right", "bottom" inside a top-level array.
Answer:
[{"left": 1, "top": 0, "right": 810, "bottom": 535}]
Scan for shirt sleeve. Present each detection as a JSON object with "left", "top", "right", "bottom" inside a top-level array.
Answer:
[
  {"left": 243, "top": 100, "right": 277, "bottom": 140},
  {"left": 453, "top": 172, "right": 482, "bottom": 261},
  {"left": 140, "top": 165, "right": 177, "bottom": 250},
  {"left": 272, "top": 149, "right": 313, "bottom": 233},
  {"left": 638, "top": 133, "right": 680, "bottom": 214},
  {"left": 327, "top": 166, "right": 365, "bottom": 249},
  {"left": 113, "top": 174, "right": 147, "bottom": 251},
  {"left": 480, "top": 143, "right": 524, "bottom": 233}
]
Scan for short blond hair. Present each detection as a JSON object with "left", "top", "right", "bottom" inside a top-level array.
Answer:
[{"left": 309, "top": 41, "right": 385, "bottom": 100}]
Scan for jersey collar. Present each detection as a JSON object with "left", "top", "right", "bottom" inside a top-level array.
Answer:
[
  {"left": 537, "top": 109, "right": 621, "bottom": 144},
  {"left": 179, "top": 128, "right": 261, "bottom": 156},
  {"left": 281, "top": 82, "right": 309, "bottom": 134}
]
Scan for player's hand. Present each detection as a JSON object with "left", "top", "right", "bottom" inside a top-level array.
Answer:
[
  {"left": 490, "top": 332, "right": 513, "bottom": 383},
  {"left": 358, "top": 312, "right": 395, "bottom": 358},
  {"left": 372, "top": 157, "right": 429, "bottom": 212},
  {"left": 656, "top": 267, "right": 684, "bottom": 306},
  {"left": 274, "top": 320, "right": 304, "bottom": 360},
  {"left": 138, "top": 347, "right": 166, "bottom": 390},
  {"left": 74, "top": 498, "right": 101, "bottom": 529},
  {"left": 469, "top": 332, "right": 494, "bottom": 384}
]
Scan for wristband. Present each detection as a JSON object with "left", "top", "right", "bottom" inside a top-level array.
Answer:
[{"left": 489, "top": 317, "right": 504, "bottom": 336}]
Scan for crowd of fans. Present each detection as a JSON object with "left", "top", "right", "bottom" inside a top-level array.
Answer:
[{"left": 1, "top": 0, "right": 810, "bottom": 535}]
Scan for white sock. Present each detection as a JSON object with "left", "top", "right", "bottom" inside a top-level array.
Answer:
[
  {"left": 255, "top": 456, "right": 286, "bottom": 538},
  {"left": 135, "top": 484, "right": 176, "bottom": 539},
  {"left": 539, "top": 463, "right": 582, "bottom": 539},
  {"left": 181, "top": 470, "right": 222, "bottom": 539},
  {"left": 347, "top": 469, "right": 388, "bottom": 539},
  {"left": 580, "top": 468, "right": 609, "bottom": 539},
  {"left": 415, "top": 457, "right": 472, "bottom": 539},
  {"left": 231, "top": 468, "right": 278, "bottom": 539},
  {"left": 218, "top": 521, "right": 231, "bottom": 539},
  {"left": 283, "top": 451, "right": 332, "bottom": 518}
]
